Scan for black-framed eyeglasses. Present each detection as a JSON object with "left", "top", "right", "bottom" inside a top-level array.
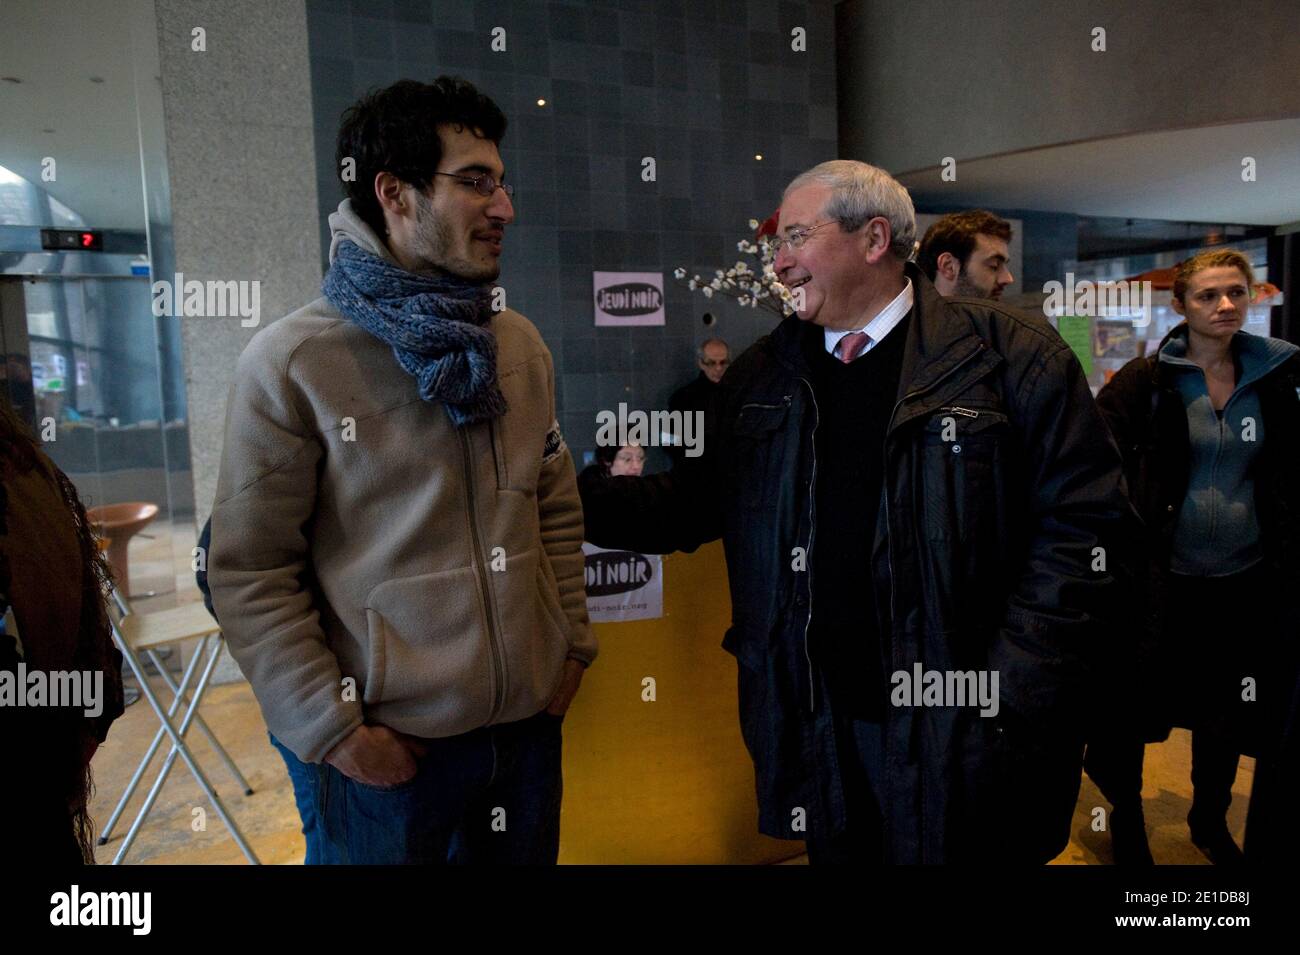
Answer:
[{"left": 433, "top": 172, "right": 514, "bottom": 197}]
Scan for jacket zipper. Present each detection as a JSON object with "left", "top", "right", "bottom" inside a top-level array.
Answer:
[
  {"left": 793, "top": 382, "right": 818, "bottom": 714},
  {"left": 740, "top": 395, "right": 812, "bottom": 708},
  {"left": 882, "top": 341, "right": 987, "bottom": 860},
  {"left": 458, "top": 427, "right": 506, "bottom": 722},
  {"left": 883, "top": 344, "right": 988, "bottom": 627},
  {"left": 1210, "top": 411, "right": 1223, "bottom": 550},
  {"left": 1207, "top": 385, "right": 1246, "bottom": 560},
  {"left": 1203, "top": 391, "right": 1234, "bottom": 562}
]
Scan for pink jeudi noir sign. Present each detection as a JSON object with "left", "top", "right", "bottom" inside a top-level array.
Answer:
[{"left": 593, "top": 271, "right": 665, "bottom": 327}]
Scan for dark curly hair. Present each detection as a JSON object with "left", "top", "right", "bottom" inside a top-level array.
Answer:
[
  {"left": 594, "top": 444, "right": 619, "bottom": 473},
  {"left": 916, "top": 210, "right": 1012, "bottom": 282},
  {"left": 335, "top": 77, "right": 507, "bottom": 240},
  {"left": 1, "top": 399, "right": 122, "bottom": 863}
]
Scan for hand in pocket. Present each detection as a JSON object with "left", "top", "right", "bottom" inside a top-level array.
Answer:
[{"left": 324, "top": 723, "right": 425, "bottom": 788}]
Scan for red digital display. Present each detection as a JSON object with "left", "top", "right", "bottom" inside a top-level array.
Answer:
[{"left": 40, "top": 228, "right": 103, "bottom": 251}]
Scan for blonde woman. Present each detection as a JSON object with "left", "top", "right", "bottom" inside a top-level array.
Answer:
[{"left": 1089, "top": 249, "right": 1300, "bottom": 863}]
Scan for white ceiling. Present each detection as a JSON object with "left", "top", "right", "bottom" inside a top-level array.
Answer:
[
  {"left": 897, "top": 117, "right": 1300, "bottom": 226},
  {"left": 0, "top": 0, "right": 149, "bottom": 230},
  {"left": 2, "top": 3, "right": 1297, "bottom": 234}
]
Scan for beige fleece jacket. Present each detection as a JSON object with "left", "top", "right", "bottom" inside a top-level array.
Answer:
[{"left": 208, "top": 201, "right": 595, "bottom": 763}]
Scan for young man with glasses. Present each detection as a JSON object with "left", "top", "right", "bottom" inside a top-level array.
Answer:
[
  {"left": 582, "top": 160, "right": 1133, "bottom": 864},
  {"left": 208, "top": 77, "right": 594, "bottom": 864}
]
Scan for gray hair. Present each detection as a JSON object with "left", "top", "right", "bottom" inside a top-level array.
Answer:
[
  {"left": 784, "top": 160, "right": 916, "bottom": 260},
  {"left": 697, "top": 338, "right": 729, "bottom": 362}
]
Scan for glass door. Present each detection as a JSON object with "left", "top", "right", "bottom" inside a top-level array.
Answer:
[{"left": 11, "top": 273, "right": 190, "bottom": 600}]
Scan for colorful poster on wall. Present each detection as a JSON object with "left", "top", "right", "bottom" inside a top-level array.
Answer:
[
  {"left": 582, "top": 542, "right": 663, "bottom": 622},
  {"left": 593, "top": 271, "right": 665, "bottom": 327},
  {"left": 1094, "top": 318, "right": 1141, "bottom": 389},
  {"left": 1094, "top": 319, "right": 1138, "bottom": 361}
]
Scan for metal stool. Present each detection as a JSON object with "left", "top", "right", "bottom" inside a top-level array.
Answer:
[{"left": 100, "top": 588, "right": 260, "bottom": 864}]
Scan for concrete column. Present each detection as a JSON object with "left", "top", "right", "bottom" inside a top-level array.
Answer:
[{"left": 154, "top": 0, "right": 322, "bottom": 681}]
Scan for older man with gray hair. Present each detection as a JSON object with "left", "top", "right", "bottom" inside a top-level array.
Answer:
[
  {"left": 666, "top": 338, "right": 729, "bottom": 469},
  {"left": 581, "top": 159, "right": 1133, "bottom": 863}
]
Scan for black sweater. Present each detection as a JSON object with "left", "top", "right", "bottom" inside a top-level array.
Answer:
[{"left": 804, "top": 317, "right": 909, "bottom": 721}]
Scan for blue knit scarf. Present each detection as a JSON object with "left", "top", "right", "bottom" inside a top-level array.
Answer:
[{"left": 322, "top": 239, "right": 507, "bottom": 427}]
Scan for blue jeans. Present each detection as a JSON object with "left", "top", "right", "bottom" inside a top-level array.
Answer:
[{"left": 269, "top": 711, "right": 564, "bottom": 864}]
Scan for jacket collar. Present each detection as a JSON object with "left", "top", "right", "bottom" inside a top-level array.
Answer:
[
  {"left": 893, "top": 262, "right": 992, "bottom": 405},
  {"left": 1159, "top": 322, "right": 1299, "bottom": 391},
  {"left": 765, "top": 308, "right": 815, "bottom": 377},
  {"left": 764, "top": 262, "right": 999, "bottom": 421},
  {"left": 765, "top": 262, "right": 984, "bottom": 380},
  {"left": 1154, "top": 321, "right": 1300, "bottom": 390},
  {"left": 328, "top": 198, "right": 400, "bottom": 268}
]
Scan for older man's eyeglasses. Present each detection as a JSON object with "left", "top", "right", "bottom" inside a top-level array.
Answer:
[
  {"left": 770, "top": 220, "right": 837, "bottom": 255},
  {"left": 434, "top": 172, "right": 514, "bottom": 197}
]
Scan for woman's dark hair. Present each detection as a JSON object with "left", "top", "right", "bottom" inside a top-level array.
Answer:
[
  {"left": 594, "top": 444, "right": 619, "bottom": 474},
  {"left": 335, "top": 76, "right": 507, "bottom": 239},
  {"left": 916, "top": 209, "right": 1013, "bottom": 282},
  {"left": 1, "top": 399, "right": 118, "bottom": 862}
]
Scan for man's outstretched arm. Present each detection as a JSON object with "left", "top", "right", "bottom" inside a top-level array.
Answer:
[{"left": 579, "top": 395, "right": 729, "bottom": 555}]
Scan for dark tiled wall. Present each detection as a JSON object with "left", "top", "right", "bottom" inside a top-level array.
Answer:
[{"left": 305, "top": 0, "right": 837, "bottom": 467}]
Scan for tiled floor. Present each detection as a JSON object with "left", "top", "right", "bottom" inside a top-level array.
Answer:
[
  {"left": 89, "top": 678, "right": 1251, "bottom": 865},
  {"left": 90, "top": 520, "right": 1253, "bottom": 864}
]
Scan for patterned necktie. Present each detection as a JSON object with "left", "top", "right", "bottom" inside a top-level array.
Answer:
[{"left": 836, "top": 331, "right": 871, "bottom": 363}]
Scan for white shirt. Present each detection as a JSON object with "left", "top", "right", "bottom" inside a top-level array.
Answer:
[{"left": 823, "top": 279, "right": 913, "bottom": 359}]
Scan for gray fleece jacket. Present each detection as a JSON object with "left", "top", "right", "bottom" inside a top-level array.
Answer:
[
  {"left": 208, "top": 201, "right": 596, "bottom": 763},
  {"left": 1160, "top": 328, "right": 1300, "bottom": 576}
]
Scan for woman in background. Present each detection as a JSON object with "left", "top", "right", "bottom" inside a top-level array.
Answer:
[
  {"left": 578, "top": 442, "right": 646, "bottom": 494},
  {"left": 0, "top": 399, "right": 124, "bottom": 863},
  {"left": 1088, "top": 248, "right": 1300, "bottom": 863}
]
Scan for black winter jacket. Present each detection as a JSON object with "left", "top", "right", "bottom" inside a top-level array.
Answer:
[
  {"left": 1094, "top": 325, "right": 1300, "bottom": 742},
  {"left": 581, "top": 264, "right": 1134, "bottom": 863}
]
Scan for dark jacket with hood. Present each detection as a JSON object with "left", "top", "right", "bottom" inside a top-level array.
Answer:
[{"left": 581, "top": 263, "right": 1134, "bottom": 863}]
